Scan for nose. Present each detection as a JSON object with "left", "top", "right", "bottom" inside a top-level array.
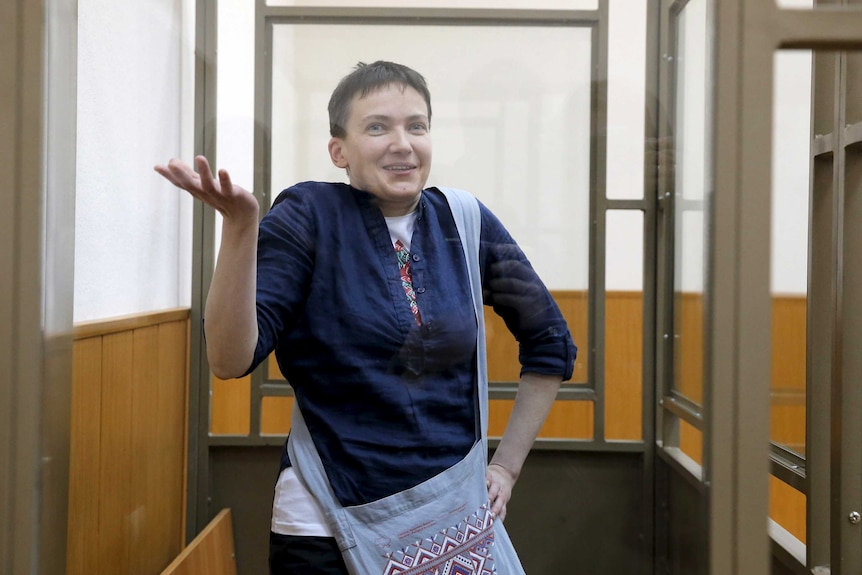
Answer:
[{"left": 389, "top": 127, "right": 412, "bottom": 153}]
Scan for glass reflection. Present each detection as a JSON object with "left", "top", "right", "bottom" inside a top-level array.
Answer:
[
  {"left": 672, "top": 0, "right": 710, "bottom": 408},
  {"left": 271, "top": 23, "right": 593, "bottom": 384},
  {"left": 770, "top": 50, "right": 812, "bottom": 459}
]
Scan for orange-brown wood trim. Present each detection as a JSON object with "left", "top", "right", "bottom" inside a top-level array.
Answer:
[
  {"left": 74, "top": 307, "right": 191, "bottom": 340},
  {"left": 159, "top": 508, "right": 237, "bottom": 575}
]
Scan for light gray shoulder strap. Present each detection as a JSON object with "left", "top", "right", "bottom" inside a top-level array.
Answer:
[{"left": 437, "top": 187, "right": 489, "bottom": 443}]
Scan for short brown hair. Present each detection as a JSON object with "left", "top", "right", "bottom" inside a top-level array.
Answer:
[{"left": 327, "top": 61, "right": 432, "bottom": 138}]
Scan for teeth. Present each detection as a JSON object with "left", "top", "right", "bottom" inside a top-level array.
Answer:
[{"left": 386, "top": 165, "right": 413, "bottom": 171}]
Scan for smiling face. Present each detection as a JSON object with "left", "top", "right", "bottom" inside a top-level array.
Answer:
[{"left": 328, "top": 83, "right": 432, "bottom": 217}]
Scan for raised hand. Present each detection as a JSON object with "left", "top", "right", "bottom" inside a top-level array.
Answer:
[
  {"left": 154, "top": 155, "right": 259, "bottom": 225},
  {"left": 155, "top": 155, "right": 260, "bottom": 378}
]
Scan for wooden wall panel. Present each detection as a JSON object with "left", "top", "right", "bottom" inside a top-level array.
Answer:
[
  {"left": 131, "top": 326, "right": 161, "bottom": 574},
  {"left": 605, "top": 292, "right": 644, "bottom": 440},
  {"left": 261, "top": 396, "right": 293, "bottom": 435},
  {"left": 67, "top": 336, "right": 103, "bottom": 575},
  {"left": 485, "top": 290, "right": 588, "bottom": 384},
  {"left": 68, "top": 310, "right": 189, "bottom": 575},
  {"left": 157, "top": 320, "right": 190, "bottom": 560},
  {"left": 676, "top": 293, "right": 704, "bottom": 404},
  {"left": 98, "top": 330, "right": 135, "bottom": 575},
  {"left": 770, "top": 296, "right": 806, "bottom": 453},
  {"left": 680, "top": 420, "right": 703, "bottom": 465},
  {"left": 210, "top": 375, "right": 251, "bottom": 435},
  {"left": 769, "top": 475, "right": 806, "bottom": 543},
  {"left": 489, "top": 399, "right": 593, "bottom": 439}
]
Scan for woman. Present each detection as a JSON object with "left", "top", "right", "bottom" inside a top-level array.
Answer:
[{"left": 156, "top": 60, "right": 576, "bottom": 575}]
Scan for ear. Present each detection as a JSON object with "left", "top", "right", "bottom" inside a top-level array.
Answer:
[{"left": 328, "top": 137, "right": 349, "bottom": 169}]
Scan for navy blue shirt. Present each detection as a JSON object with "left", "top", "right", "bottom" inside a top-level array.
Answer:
[{"left": 247, "top": 182, "right": 576, "bottom": 507}]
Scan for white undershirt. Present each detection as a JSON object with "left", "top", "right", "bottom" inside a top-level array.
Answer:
[
  {"left": 270, "top": 209, "right": 419, "bottom": 537},
  {"left": 384, "top": 210, "right": 417, "bottom": 250}
]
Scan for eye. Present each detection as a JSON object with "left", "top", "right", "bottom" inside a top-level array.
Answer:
[
  {"left": 409, "top": 122, "right": 428, "bottom": 134},
  {"left": 367, "top": 123, "right": 385, "bottom": 134}
]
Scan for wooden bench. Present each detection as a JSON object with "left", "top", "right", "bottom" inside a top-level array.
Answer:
[{"left": 160, "top": 508, "right": 237, "bottom": 575}]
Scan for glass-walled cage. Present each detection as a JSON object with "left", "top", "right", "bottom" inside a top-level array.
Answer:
[
  {"left": 203, "top": 1, "right": 655, "bottom": 452},
  {"left": 651, "top": 1, "right": 862, "bottom": 575},
  {"left": 189, "top": 1, "right": 658, "bottom": 573},
  {"left": 35, "top": 0, "right": 862, "bottom": 574}
]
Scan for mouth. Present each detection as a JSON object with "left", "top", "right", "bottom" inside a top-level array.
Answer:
[{"left": 383, "top": 164, "right": 416, "bottom": 173}]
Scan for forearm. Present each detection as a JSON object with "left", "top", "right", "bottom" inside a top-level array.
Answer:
[
  {"left": 489, "top": 372, "right": 561, "bottom": 480},
  {"left": 204, "top": 220, "right": 259, "bottom": 378}
]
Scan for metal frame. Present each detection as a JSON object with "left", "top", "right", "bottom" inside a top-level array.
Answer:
[
  {"left": 182, "top": 1, "right": 862, "bottom": 573},
  {"left": 188, "top": 0, "right": 219, "bottom": 541},
  {"left": 652, "top": 0, "right": 862, "bottom": 573},
  {"left": 188, "top": 0, "right": 662, "bottom": 549},
  {"left": 0, "top": 0, "right": 77, "bottom": 571},
  {"left": 655, "top": 0, "right": 711, "bottom": 482},
  {"left": 220, "top": 0, "right": 656, "bottom": 454}
]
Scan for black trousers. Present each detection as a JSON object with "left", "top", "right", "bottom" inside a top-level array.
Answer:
[{"left": 269, "top": 532, "right": 349, "bottom": 575}]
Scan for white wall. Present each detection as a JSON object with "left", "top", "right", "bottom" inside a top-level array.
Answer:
[
  {"left": 771, "top": 51, "right": 812, "bottom": 296},
  {"left": 74, "top": 0, "right": 194, "bottom": 322}
]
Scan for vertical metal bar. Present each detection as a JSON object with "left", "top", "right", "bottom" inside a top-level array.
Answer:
[
  {"left": 658, "top": 0, "right": 680, "bottom": 452},
  {"left": 707, "top": 0, "right": 774, "bottom": 572},
  {"left": 832, "top": 43, "right": 862, "bottom": 575},
  {"left": 592, "top": 0, "right": 610, "bottom": 443},
  {"left": 0, "top": 0, "right": 14, "bottom": 554},
  {"left": 837, "top": 50, "right": 862, "bottom": 575},
  {"left": 39, "top": 0, "right": 78, "bottom": 571},
  {"left": 733, "top": 2, "right": 774, "bottom": 569},
  {"left": 704, "top": 0, "right": 740, "bottom": 571},
  {"left": 829, "top": 48, "right": 847, "bottom": 575},
  {"left": 250, "top": 0, "right": 271, "bottom": 440},
  {"left": 806, "top": 45, "right": 836, "bottom": 574},
  {"left": 652, "top": 0, "right": 676, "bottom": 566},
  {"left": 188, "top": 0, "right": 218, "bottom": 540},
  {"left": 837, "top": 7, "right": 862, "bottom": 572},
  {"left": 0, "top": 0, "right": 76, "bottom": 571},
  {"left": 642, "top": 0, "right": 662, "bottom": 570}
]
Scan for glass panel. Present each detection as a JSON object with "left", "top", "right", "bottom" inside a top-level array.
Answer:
[
  {"left": 267, "top": 0, "right": 600, "bottom": 9},
  {"left": 272, "top": 23, "right": 592, "bottom": 384},
  {"left": 770, "top": 476, "right": 807, "bottom": 544},
  {"left": 605, "top": 210, "right": 644, "bottom": 441},
  {"left": 672, "top": 0, "right": 709, "bottom": 408},
  {"left": 268, "top": 353, "right": 286, "bottom": 381},
  {"left": 770, "top": 51, "right": 811, "bottom": 458},
  {"left": 679, "top": 419, "right": 703, "bottom": 465},
  {"left": 261, "top": 396, "right": 294, "bottom": 435},
  {"left": 775, "top": 0, "right": 816, "bottom": 8},
  {"left": 606, "top": 0, "right": 647, "bottom": 200},
  {"left": 210, "top": 375, "right": 251, "bottom": 435},
  {"left": 489, "top": 399, "right": 594, "bottom": 439}
]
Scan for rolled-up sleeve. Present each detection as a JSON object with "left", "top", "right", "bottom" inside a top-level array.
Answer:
[{"left": 478, "top": 202, "right": 577, "bottom": 381}]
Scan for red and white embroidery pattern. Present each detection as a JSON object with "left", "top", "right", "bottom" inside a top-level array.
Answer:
[
  {"left": 394, "top": 239, "right": 422, "bottom": 325},
  {"left": 381, "top": 506, "right": 496, "bottom": 575}
]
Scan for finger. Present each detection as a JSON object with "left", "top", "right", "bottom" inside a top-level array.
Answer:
[
  {"left": 195, "top": 156, "right": 219, "bottom": 193},
  {"left": 490, "top": 491, "right": 504, "bottom": 517},
  {"left": 154, "top": 164, "right": 181, "bottom": 187},
  {"left": 165, "top": 158, "right": 203, "bottom": 191},
  {"left": 487, "top": 480, "right": 500, "bottom": 502},
  {"left": 156, "top": 161, "right": 205, "bottom": 199},
  {"left": 218, "top": 168, "right": 234, "bottom": 196},
  {"left": 498, "top": 504, "right": 507, "bottom": 522}
]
